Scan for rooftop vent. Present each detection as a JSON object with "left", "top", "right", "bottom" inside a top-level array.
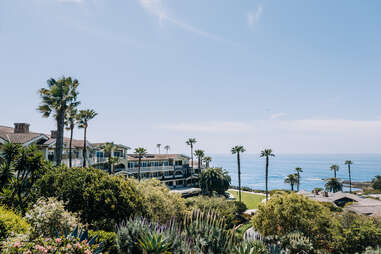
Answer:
[{"left": 14, "top": 123, "right": 30, "bottom": 134}]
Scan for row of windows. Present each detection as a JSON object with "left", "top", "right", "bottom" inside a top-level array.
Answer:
[
  {"left": 130, "top": 171, "right": 184, "bottom": 178},
  {"left": 128, "top": 161, "right": 175, "bottom": 168}
]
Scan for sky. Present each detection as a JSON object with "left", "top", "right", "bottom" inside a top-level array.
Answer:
[{"left": 1, "top": 0, "right": 381, "bottom": 154}]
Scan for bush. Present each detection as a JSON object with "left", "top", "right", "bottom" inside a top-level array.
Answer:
[
  {"left": 372, "top": 175, "right": 381, "bottom": 190},
  {"left": 35, "top": 166, "right": 146, "bottom": 231},
  {"left": 89, "top": 230, "right": 117, "bottom": 254},
  {"left": 25, "top": 197, "right": 80, "bottom": 239},
  {"left": 199, "top": 167, "right": 231, "bottom": 195},
  {"left": 252, "top": 193, "right": 338, "bottom": 250},
  {"left": 280, "top": 231, "right": 314, "bottom": 254},
  {"left": 0, "top": 206, "right": 30, "bottom": 242},
  {"left": 185, "top": 196, "right": 247, "bottom": 228},
  {"left": 136, "top": 179, "right": 186, "bottom": 223}
]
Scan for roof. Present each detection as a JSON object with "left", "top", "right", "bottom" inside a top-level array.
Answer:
[
  {"left": 127, "top": 154, "right": 190, "bottom": 161},
  {"left": 346, "top": 198, "right": 381, "bottom": 216},
  {"left": 0, "top": 125, "right": 48, "bottom": 145},
  {"left": 298, "top": 191, "right": 362, "bottom": 203}
]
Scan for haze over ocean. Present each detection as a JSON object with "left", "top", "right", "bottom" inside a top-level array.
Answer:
[{"left": 211, "top": 154, "right": 381, "bottom": 191}]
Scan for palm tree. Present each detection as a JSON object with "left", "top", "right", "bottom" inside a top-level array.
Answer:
[
  {"left": 134, "top": 147, "right": 147, "bottom": 181},
  {"left": 0, "top": 142, "right": 20, "bottom": 187},
  {"left": 38, "top": 77, "right": 79, "bottom": 165},
  {"left": 284, "top": 173, "right": 298, "bottom": 191},
  {"left": 186, "top": 138, "right": 197, "bottom": 186},
  {"left": 260, "top": 148, "right": 275, "bottom": 201},
  {"left": 65, "top": 106, "right": 79, "bottom": 168},
  {"left": 325, "top": 178, "right": 343, "bottom": 193},
  {"left": 295, "top": 167, "right": 303, "bottom": 192},
  {"left": 102, "top": 142, "right": 117, "bottom": 174},
  {"left": 345, "top": 160, "right": 353, "bottom": 193},
  {"left": 156, "top": 144, "right": 161, "bottom": 154},
  {"left": 330, "top": 164, "right": 339, "bottom": 178},
  {"left": 77, "top": 109, "right": 97, "bottom": 167},
  {"left": 231, "top": 145, "right": 245, "bottom": 202},
  {"left": 164, "top": 145, "right": 170, "bottom": 154},
  {"left": 194, "top": 149, "right": 205, "bottom": 172},
  {"left": 203, "top": 156, "right": 212, "bottom": 168}
]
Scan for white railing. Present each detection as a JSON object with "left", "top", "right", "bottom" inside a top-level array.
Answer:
[{"left": 128, "top": 166, "right": 175, "bottom": 173}]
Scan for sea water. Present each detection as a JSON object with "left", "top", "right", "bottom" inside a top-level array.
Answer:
[{"left": 211, "top": 154, "right": 381, "bottom": 191}]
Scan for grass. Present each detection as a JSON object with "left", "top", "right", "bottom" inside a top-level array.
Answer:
[
  {"left": 228, "top": 190, "right": 265, "bottom": 210},
  {"left": 235, "top": 222, "right": 252, "bottom": 237}
]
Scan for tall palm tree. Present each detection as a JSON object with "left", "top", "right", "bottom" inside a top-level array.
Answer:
[
  {"left": 260, "top": 148, "right": 275, "bottom": 201},
  {"left": 102, "top": 142, "right": 117, "bottom": 174},
  {"left": 156, "top": 144, "right": 161, "bottom": 154},
  {"left": 134, "top": 147, "right": 147, "bottom": 181},
  {"left": 345, "top": 160, "right": 353, "bottom": 193},
  {"left": 325, "top": 178, "right": 343, "bottom": 193},
  {"left": 194, "top": 149, "right": 205, "bottom": 172},
  {"left": 231, "top": 145, "right": 246, "bottom": 202},
  {"left": 203, "top": 156, "right": 212, "bottom": 168},
  {"left": 295, "top": 167, "right": 303, "bottom": 192},
  {"left": 330, "top": 164, "right": 339, "bottom": 178},
  {"left": 38, "top": 77, "right": 79, "bottom": 165},
  {"left": 77, "top": 109, "right": 97, "bottom": 167},
  {"left": 65, "top": 106, "right": 79, "bottom": 168},
  {"left": 186, "top": 138, "right": 197, "bottom": 186},
  {"left": 164, "top": 145, "right": 170, "bottom": 154},
  {"left": 284, "top": 173, "right": 298, "bottom": 191}
]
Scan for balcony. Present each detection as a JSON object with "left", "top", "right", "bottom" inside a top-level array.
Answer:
[{"left": 127, "top": 166, "right": 175, "bottom": 173}]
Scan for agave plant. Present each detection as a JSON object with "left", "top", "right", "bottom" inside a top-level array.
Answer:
[
  {"left": 232, "top": 241, "right": 268, "bottom": 254},
  {"left": 138, "top": 232, "right": 172, "bottom": 254},
  {"left": 65, "top": 226, "right": 103, "bottom": 254}
]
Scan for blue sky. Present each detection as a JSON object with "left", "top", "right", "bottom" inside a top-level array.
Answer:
[{"left": 1, "top": 0, "right": 381, "bottom": 154}]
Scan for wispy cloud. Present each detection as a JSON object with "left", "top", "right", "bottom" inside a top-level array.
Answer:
[
  {"left": 270, "top": 112, "right": 287, "bottom": 120},
  {"left": 138, "top": 0, "right": 228, "bottom": 43},
  {"left": 247, "top": 5, "right": 263, "bottom": 27}
]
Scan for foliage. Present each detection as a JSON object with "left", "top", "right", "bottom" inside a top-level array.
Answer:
[
  {"left": 321, "top": 202, "right": 343, "bottom": 213},
  {"left": 138, "top": 232, "right": 172, "bottom": 254},
  {"left": 199, "top": 167, "right": 231, "bottom": 195},
  {"left": 333, "top": 212, "right": 381, "bottom": 254},
  {"left": 232, "top": 240, "right": 268, "bottom": 254},
  {"left": 280, "top": 231, "right": 314, "bottom": 254},
  {"left": 325, "top": 178, "right": 343, "bottom": 193},
  {"left": 0, "top": 206, "right": 30, "bottom": 242},
  {"left": 0, "top": 143, "right": 20, "bottom": 187},
  {"left": 362, "top": 246, "right": 381, "bottom": 254},
  {"left": 185, "top": 196, "right": 246, "bottom": 228},
  {"left": 0, "top": 144, "right": 47, "bottom": 214},
  {"left": 372, "top": 175, "right": 381, "bottom": 190},
  {"left": 252, "top": 193, "right": 338, "bottom": 250},
  {"left": 284, "top": 174, "right": 298, "bottom": 191},
  {"left": 25, "top": 197, "right": 80, "bottom": 239},
  {"left": 137, "top": 179, "right": 186, "bottom": 223},
  {"left": 88, "top": 230, "right": 117, "bottom": 254},
  {"left": 34, "top": 166, "right": 146, "bottom": 231},
  {"left": 3, "top": 226, "right": 102, "bottom": 254}
]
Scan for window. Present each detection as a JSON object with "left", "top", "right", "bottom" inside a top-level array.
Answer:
[
  {"left": 164, "top": 161, "right": 169, "bottom": 166},
  {"left": 113, "top": 151, "right": 121, "bottom": 157},
  {"left": 96, "top": 151, "right": 104, "bottom": 158}
]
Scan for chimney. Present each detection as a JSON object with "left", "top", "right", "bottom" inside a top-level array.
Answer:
[
  {"left": 51, "top": 130, "right": 58, "bottom": 139},
  {"left": 14, "top": 123, "right": 30, "bottom": 133}
]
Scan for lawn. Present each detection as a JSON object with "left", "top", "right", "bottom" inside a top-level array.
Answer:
[{"left": 228, "top": 190, "right": 265, "bottom": 209}]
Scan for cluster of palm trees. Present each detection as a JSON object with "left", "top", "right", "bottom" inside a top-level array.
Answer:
[
  {"left": 284, "top": 167, "right": 303, "bottom": 191},
  {"left": 156, "top": 144, "right": 171, "bottom": 154},
  {"left": 38, "top": 77, "right": 97, "bottom": 167},
  {"left": 325, "top": 160, "right": 353, "bottom": 193}
]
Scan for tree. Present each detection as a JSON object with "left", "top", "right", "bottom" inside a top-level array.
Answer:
[
  {"left": 284, "top": 173, "right": 298, "bottom": 191},
  {"left": 102, "top": 142, "right": 118, "bottom": 174},
  {"left": 164, "top": 145, "right": 170, "bottom": 154},
  {"left": 77, "top": 109, "right": 97, "bottom": 167},
  {"left": 199, "top": 168, "right": 231, "bottom": 196},
  {"left": 194, "top": 149, "right": 205, "bottom": 172},
  {"left": 156, "top": 144, "right": 161, "bottom": 154},
  {"left": 325, "top": 178, "right": 343, "bottom": 193},
  {"left": 344, "top": 160, "right": 353, "bottom": 193},
  {"left": 330, "top": 164, "right": 339, "bottom": 178},
  {"left": 260, "top": 149, "right": 275, "bottom": 201},
  {"left": 186, "top": 138, "right": 197, "bottom": 186},
  {"left": 295, "top": 167, "right": 303, "bottom": 192},
  {"left": 371, "top": 175, "right": 381, "bottom": 190},
  {"left": 203, "top": 156, "right": 212, "bottom": 168},
  {"left": 231, "top": 145, "right": 245, "bottom": 202},
  {"left": 38, "top": 77, "right": 79, "bottom": 165},
  {"left": 252, "top": 193, "right": 338, "bottom": 250},
  {"left": 134, "top": 147, "right": 147, "bottom": 181},
  {"left": 0, "top": 142, "right": 20, "bottom": 187},
  {"left": 65, "top": 106, "right": 79, "bottom": 168}
]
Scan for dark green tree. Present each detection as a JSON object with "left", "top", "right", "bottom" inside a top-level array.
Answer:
[
  {"left": 134, "top": 147, "right": 147, "bottom": 181},
  {"left": 186, "top": 138, "right": 197, "bottom": 186},
  {"left": 199, "top": 167, "right": 231, "bottom": 196},
  {"left": 77, "top": 109, "right": 97, "bottom": 167},
  {"left": 295, "top": 167, "right": 303, "bottom": 192},
  {"left": 231, "top": 146, "right": 245, "bottom": 202},
  {"left": 325, "top": 178, "right": 343, "bottom": 193},
  {"left": 344, "top": 160, "right": 353, "bottom": 193},
  {"left": 194, "top": 149, "right": 205, "bottom": 172},
  {"left": 260, "top": 148, "right": 275, "bottom": 201},
  {"left": 284, "top": 173, "right": 298, "bottom": 191},
  {"left": 330, "top": 164, "right": 339, "bottom": 178}
]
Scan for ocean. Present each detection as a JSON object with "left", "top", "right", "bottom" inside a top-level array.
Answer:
[{"left": 211, "top": 154, "right": 381, "bottom": 191}]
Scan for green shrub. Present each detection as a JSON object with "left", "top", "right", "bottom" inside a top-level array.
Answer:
[
  {"left": 372, "top": 175, "right": 381, "bottom": 190},
  {"left": 89, "top": 230, "right": 117, "bottom": 254},
  {"left": 280, "top": 231, "right": 314, "bottom": 254},
  {"left": 0, "top": 206, "right": 29, "bottom": 242},
  {"left": 25, "top": 197, "right": 80, "bottom": 239},
  {"left": 35, "top": 166, "right": 146, "bottom": 231},
  {"left": 185, "top": 196, "right": 247, "bottom": 228},
  {"left": 321, "top": 201, "right": 343, "bottom": 212},
  {"left": 199, "top": 167, "right": 230, "bottom": 195},
  {"left": 137, "top": 179, "right": 186, "bottom": 223}
]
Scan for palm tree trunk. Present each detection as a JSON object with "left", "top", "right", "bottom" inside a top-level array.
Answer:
[
  {"left": 190, "top": 145, "right": 193, "bottom": 186},
  {"left": 138, "top": 157, "right": 141, "bottom": 181},
  {"left": 334, "top": 170, "right": 336, "bottom": 178},
  {"left": 265, "top": 156, "right": 269, "bottom": 201},
  {"left": 55, "top": 110, "right": 65, "bottom": 165},
  {"left": 297, "top": 172, "right": 300, "bottom": 192},
  {"left": 82, "top": 127, "right": 87, "bottom": 167},
  {"left": 69, "top": 126, "right": 73, "bottom": 168},
  {"left": 237, "top": 152, "right": 241, "bottom": 203},
  {"left": 348, "top": 165, "right": 352, "bottom": 193},
  {"left": 198, "top": 157, "right": 201, "bottom": 172},
  {"left": 291, "top": 183, "right": 294, "bottom": 191}
]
